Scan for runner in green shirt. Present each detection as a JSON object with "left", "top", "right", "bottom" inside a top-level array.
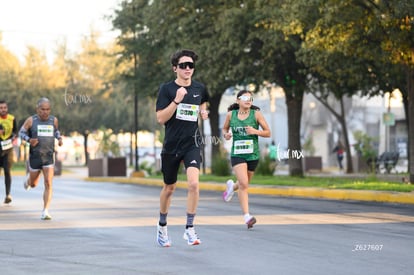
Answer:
[{"left": 222, "top": 90, "right": 271, "bottom": 229}]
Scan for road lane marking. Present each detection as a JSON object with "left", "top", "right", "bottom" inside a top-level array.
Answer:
[{"left": 1, "top": 212, "right": 413, "bottom": 230}]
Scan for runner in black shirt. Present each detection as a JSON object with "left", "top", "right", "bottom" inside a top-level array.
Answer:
[{"left": 155, "top": 49, "right": 209, "bottom": 247}]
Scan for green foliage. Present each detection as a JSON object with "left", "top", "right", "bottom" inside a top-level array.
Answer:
[
  {"left": 96, "top": 128, "right": 121, "bottom": 158},
  {"left": 256, "top": 155, "right": 277, "bottom": 176},
  {"left": 284, "top": 75, "right": 297, "bottom": 87},
  {"left": 211, "top": 153, "right": 231, "bottom": 177},
  {"left": 353, "top": 130, "right": 377, "bottom": 163},
  {"left": 139, "top": 161, "right": 154, "bottom": 176},
  {"left": 302, "top": 135, "right": 316, "bottom": 156},
  {"left": 160, "top": 173, "right": 413, "bottom": 192}
]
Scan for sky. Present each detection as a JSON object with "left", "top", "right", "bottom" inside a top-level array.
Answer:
[{"left": 0, "top": 0, "right": 121, "bottom": 62}]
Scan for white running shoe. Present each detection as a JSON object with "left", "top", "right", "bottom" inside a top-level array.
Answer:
[
  {"left": 183, "top": 227, "right": 201, "bottom": 245},
  {"left": 157, "top": 224, "right": 171, "bottom": 247},
  {"left": 23, "top": 174, "right": 31, "bottom": 190},
  {"left": 24, "top": 181, "right": 31, "bottom": 190},
  {"left": 41, "top": 211, "right": 52, "bottom": 220},
  {"left": 222, "top": 179, "right": 235, "bottom": 202}
]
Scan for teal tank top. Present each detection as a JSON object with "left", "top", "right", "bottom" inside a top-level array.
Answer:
[{"left": 230, "top": 109, "right": 260, "bottom": 161}]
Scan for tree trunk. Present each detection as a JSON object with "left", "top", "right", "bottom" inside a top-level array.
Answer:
[
  {"left": 83, "top": 131, "right": 89, "bottom": 166},
  {"left": 130, "top": 131, "right": 133, "bottom": 166},
  {"left": 286, "top": 90, "right": 304, "bottom": 177},
  {"left": 407, "top": 67, "right": 414, "bottom": 183},
  {"left": 208, "top": 93, "right": 222, "bottom": 159},
  {"left": 338, "top": 97, "right": 354, "bottom": 173}
]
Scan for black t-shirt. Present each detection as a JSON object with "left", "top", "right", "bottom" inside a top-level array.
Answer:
[{"left": 156, "top": 80, "right": 209, "bottom": 154}]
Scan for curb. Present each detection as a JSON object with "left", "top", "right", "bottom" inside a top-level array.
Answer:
[{"left": 86, "top": 177, "right": 414, "bottom": 205}]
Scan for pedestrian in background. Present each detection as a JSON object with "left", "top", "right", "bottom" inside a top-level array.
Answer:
[
  {"left": 222, "top": 90, "right": 271, "bottom": 229},
  {"left": 333, "top": 141, "right": 344, "bottom": 170},
  {"left": 19, "top": 97, "right": 63, "bottom": 220},
  {"left": 155, "top": 49, "right": 209, "bottom": 247},
  {"left": 0, "top": 100, "right": 17, "bottom": 204},
  {"left": 269, "top": 140, "right": 278, "bottom": 162}
]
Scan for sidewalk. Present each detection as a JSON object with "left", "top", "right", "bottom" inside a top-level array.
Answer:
[{"left": 65, "top": 166, "right": 414, "bottom": 205}]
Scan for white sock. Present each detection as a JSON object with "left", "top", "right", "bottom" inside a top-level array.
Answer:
[{"left": 244, "top": 213, "right": 251, "bottom": 223}]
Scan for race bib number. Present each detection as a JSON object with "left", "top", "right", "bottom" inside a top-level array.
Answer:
[
  {"left": 1, "top": 139, "right": 12, "bottom": 150},
  {"left": 234, "top": 140, "right": 254, "bottom": 154},
  {"left": 176, "top": 103, "right": 199, "bottom": 122},
  {"left": 37, "top": 125, "right": 54, "bottom": 137}
]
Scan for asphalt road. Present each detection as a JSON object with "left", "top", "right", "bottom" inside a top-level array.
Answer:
[{"left": 1, "top": 173, "right": 413, "bottom": 275}]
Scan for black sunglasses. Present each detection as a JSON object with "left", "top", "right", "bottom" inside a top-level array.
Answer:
[{"left": 177, "top": 62, "right": 195, "bottom": 69}]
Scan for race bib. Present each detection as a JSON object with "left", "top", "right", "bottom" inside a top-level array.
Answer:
[
  {"left": 234, "top": 139, "right": 254, "bottom": 154},
  {"left": 37, "top": 125, "right": 54, "bottom": 137},
  {"left": 1, "top": 139, "right": 12, "bottom": 150},
  {"left": 176, "top": 103, "right": 199, "bottom": 122}
]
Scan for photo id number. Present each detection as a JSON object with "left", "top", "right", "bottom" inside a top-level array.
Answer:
[{"left": 352, "top": 244, "right": 383, "bottom": 252}]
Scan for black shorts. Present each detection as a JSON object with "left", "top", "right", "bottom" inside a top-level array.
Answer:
[
  {"left": 29, "top": 152, "right": 54, "bottom": 171},
  {"left": 161, "top": 148, "right": 202, "bottom": 184},
  {"left": 231, "top": 157, "right": 259, "bottom": 172}
]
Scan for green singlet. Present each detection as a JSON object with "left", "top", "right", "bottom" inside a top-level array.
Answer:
[{"left": 230, "top": 109, "right": 260, "bottom": 161}]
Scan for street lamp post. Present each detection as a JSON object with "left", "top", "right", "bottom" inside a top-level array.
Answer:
[
  {"left": 134, "top": 50, "right": 139, "bottom": 171},
  {"left": 132, "top": 5, "right": 139, "bottom": 172},
  {"left": 384, "top": 91, "right": 395, "bottom": 153}
]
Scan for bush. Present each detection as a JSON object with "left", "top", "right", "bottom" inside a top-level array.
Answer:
[
  {"left": 211, "top": 154, "right": 231, "bottom": 176},
  {"left": 353, "top": 130, "right": 378, "bottom": 173},
  {"left": 256, "top": 155, "right": 277, "bottom": 176},
  {"left": 139, "top": 161, "right": 154, "bottom": 175}
]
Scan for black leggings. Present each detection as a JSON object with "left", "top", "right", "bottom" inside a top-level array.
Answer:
[{"left": 1, "top": 152, "right": 12, "bottom": 196}]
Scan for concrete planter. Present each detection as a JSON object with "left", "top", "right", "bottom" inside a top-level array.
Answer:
[
  {"left": 304, "top": 156, "right": 322, "bottom": 172},
  {"left": 88, "top": 157, "right": 127, "bottom": 177}
]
